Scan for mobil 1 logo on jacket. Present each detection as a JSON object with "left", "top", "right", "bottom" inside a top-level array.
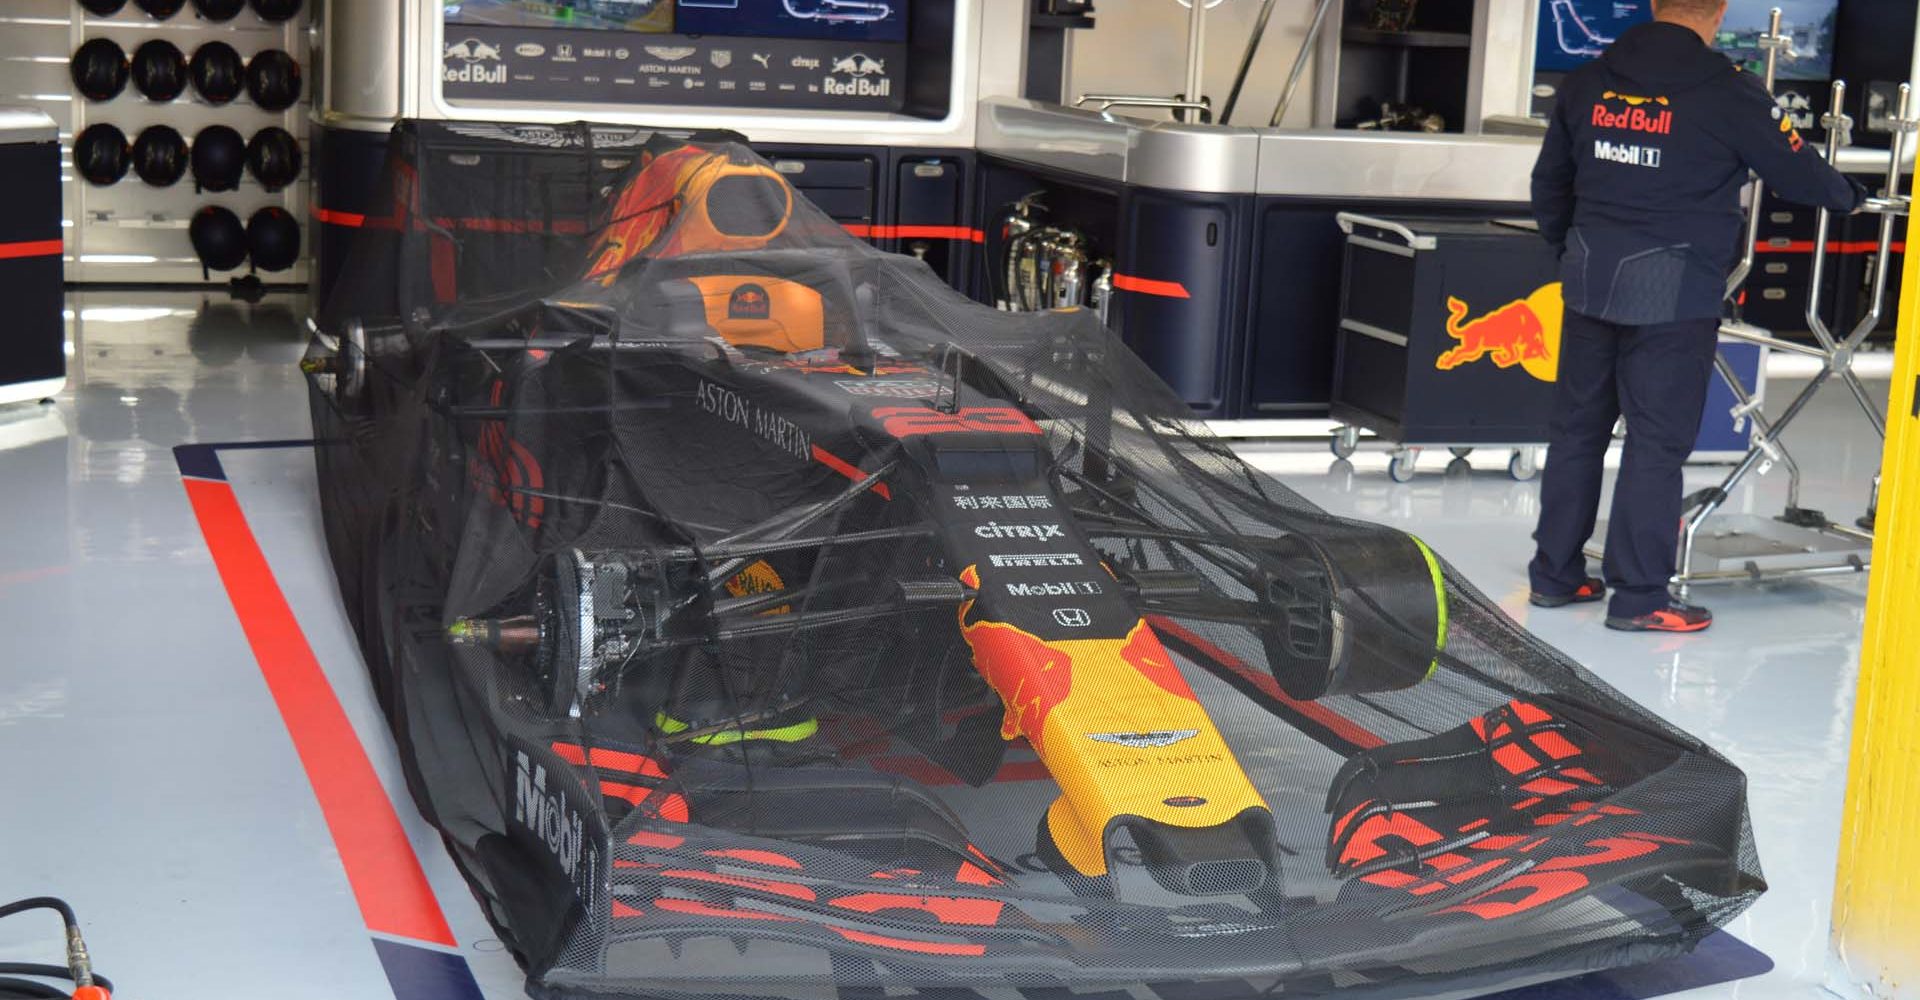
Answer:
[{"left": 1589, "top": 92, "right": 1669, "bottom": 169}]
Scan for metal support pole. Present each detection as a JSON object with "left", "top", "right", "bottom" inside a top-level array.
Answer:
[
  {"left": 1271, "top": 0, "right": 1339, "bottom": 128},
  {"left": 1221, "top": 0, "right": 1279, "bottom": 125},
  {"left": 1183, "top": 0, "right": 1207, "bottom": 124},
  {"left": 1725, "top": 8, "right": 1785, "bottom": 300}
]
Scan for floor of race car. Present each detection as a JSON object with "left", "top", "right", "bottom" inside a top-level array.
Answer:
[{"left": 0, "top": 290, "right": 1875, "bottom": 1000}]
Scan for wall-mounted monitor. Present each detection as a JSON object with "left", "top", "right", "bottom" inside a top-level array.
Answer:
[
  {"left": 438, "top": 0, "right": 934, "bottom": 113},
  {"left": 442, "top": 0, "right": 908, "bottom": 42},
  {"left": 1533, "top": 0, "right": 1837, "bottom": 81},
  {"left": 677, "top": 0, "right": 908, "bottom": 43},
  {"left": 1718, "top": 0, "right": 1837, "bottom": 81},
  {"left": 444, "top": 1, "right": 677, "bottom": 33},
  {"left": 1534, "top": 0, "right": 1651, "bottom": 74}
]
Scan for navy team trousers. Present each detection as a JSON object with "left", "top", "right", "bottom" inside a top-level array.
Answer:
[{"left": 1529, "top": 310, "right": 1719, "bottom": 618}]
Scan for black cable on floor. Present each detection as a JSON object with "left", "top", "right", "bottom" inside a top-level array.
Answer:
[{"left": 0, "top": 899, "right": 112, "bottom": 999}]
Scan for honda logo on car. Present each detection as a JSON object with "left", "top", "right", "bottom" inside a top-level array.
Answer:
[
  {"left": 1053, "top": 608, "right": 1093, "bottom": 627},
  {"left": 513, "top": 751, "right": 587, "bottom": 880}
]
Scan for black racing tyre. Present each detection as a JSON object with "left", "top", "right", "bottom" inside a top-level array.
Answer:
[
  {"left": 191, "top": 0, "right": 245, "bottom": 20},
  {"left": 189, "top": 124, "right": 245, "bottom": 191},
  {"left": 244, "top": 126, "right": 302, "bottom": 190},
  {"left": 134, "top": 0, "right": 186, "bottom": 18},
  {"left": 70, "top": 38, "right": 129, "bottom": 102},
  {"left": 188, "top": 41, "right": 244, "bottom": 104},
  {"left": 1259, "top": 529, "right": 1447, "bottom": 701},
  {"left": 245, "top": 206, "right": 301, "bottom": 272},
  {"left": 79, "top": 0, "right": 129, "bottom": 15},
  {"left": 188, "top": 205, "right": 248, "bottom": 272},
  {"left": 244, "top": 48, "right": 301, "bottom": 111},
  {"left": 131, "top": 124, "right": 188, "bottom": 186},
  {"left": 73, "top": 123, "right": 130, "bottom": 186},
  {"left": 130, "top": 38, "right": 188, "bottom": 101},
  {"left": 249, "top": 0, "right": 302, "bottom": 21}
]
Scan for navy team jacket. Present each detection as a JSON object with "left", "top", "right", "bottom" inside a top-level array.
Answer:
[{"left": 1532, "top": 21, "right": 1864, "bottom": 325}]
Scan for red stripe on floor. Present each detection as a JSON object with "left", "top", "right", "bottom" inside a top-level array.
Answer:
[
  {"left": 1146, "top": 615, "right": 1385, "bottom": 750},
  {"left": 0, "top": 239, "right": 63, "bottom": 260},
  {"left": 181, "top": 477, "right": 457, "bottom": 947}
]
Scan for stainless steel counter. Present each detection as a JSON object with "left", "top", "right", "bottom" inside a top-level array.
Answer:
[
  {"left": 976, "top": 97, "right": 1541, "bottom": 201},
  {"left": 0, "top": 106, "right": 57, "bottom": 144},
  {"left": 976, "top": 97, "right": 1914, "bottom": 200}
]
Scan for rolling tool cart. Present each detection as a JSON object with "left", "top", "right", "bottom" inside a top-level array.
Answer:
[{"left": 1328, "top": 213, "right": 1560, "bottom": 481}]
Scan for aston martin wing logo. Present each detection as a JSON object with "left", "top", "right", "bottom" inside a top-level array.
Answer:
[{"left": 1088, "top": 730, "right": 1199, "bottom": 749}]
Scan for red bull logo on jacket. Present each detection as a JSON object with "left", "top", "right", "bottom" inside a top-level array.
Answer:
[
  {"left": 1434, "top": 283, "right": 1563, "bottom": 383},
  {"left": 1591, "top": 102, "right": 1673, "bottom": 135}
]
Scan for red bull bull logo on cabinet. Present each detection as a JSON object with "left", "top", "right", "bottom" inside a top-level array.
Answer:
[{"left": 1434, "top": 283, "right": 1563, "bottom": 383}]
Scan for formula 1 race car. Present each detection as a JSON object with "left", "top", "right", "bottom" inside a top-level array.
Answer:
[{"left": 305, "top": 122, "right": 1763, "bottom": 1000}]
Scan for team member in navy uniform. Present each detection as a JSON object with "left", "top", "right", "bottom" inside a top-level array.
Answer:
[{"left": 1526, "top": 0, "right": 1863, "bottom": 633}]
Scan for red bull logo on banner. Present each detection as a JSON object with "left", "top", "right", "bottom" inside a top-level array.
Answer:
[{"left": 1434, "top": 283, "right": 1563, "bottom": 382}]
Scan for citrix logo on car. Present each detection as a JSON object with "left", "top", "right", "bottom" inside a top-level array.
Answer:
[{"left": 973, "top": 522, "right": 1066, "bottom": 540}]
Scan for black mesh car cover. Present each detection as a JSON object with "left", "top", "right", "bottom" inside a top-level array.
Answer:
[{"left": 305, "top": 121, "right": 1763, "bottom": 1000}]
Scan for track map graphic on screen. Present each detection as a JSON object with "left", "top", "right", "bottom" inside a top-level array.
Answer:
[
  {"left": 1535, "top": 0, "right": 1650, "bottom": 73},
  {"left": 1534, "top": 0, "right": 1836, "bottom": 80}
]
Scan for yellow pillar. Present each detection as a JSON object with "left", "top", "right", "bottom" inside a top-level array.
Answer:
[{"left": 1831, "top": 209, "right": 1920, "bottom": 997}]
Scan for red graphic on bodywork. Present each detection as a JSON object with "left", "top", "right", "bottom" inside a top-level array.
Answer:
[
  {"left": 473, "top": 380, "right": 546, "bottom": 528},
  {"left": 875, "top": 406, "right": 1043, "bottom": 438},
  {"left": 1119, "top": 620, "right": 1199, "bottom": 701},
  {"left": 956, "top": 565, "right": 1073, "bottom": 752}
]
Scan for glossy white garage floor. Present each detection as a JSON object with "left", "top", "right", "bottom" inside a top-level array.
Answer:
[{"left": 0, "top": 289, "right": 1879, "bottom": 1000}]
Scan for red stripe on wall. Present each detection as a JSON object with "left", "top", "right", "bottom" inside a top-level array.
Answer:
[
  {"left": 839, "top": 223, "right": 985, "bottom": 242},
  {"left": 1110, "top": 273, "right": 1192, "bottom": 299},
  {"left": 181, "top": 477, "right": 457, "bottom": 947},
  {"left": 312, "top": 207, "right": 367, "bottom": 228},
  {"left": 313, "top": 211, "right": 986, "bottom": 245},
  {"left": 0, "top": 238, "right": 63, "bottom": 260},
  {"left": 1755, "top": 240, "right": 1907, "bottom": 254}
]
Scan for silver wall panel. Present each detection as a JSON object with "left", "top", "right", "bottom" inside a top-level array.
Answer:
[{"left": 0, "top": 1, "right": 313, "bottom": 284}]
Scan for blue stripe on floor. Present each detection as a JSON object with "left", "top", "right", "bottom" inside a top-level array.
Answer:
[{"left": 372, "top": 937, "right": 488, "bottom": 1000}]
